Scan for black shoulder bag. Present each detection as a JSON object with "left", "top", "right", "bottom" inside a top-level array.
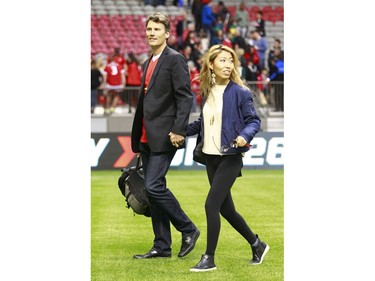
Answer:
[{"left": 117, "top": 156, "right": 151, "bottom": 217}]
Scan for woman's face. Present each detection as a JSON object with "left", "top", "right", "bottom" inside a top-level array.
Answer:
[{"left": 210, "top": 50, "right": 234, "bottom": 85}]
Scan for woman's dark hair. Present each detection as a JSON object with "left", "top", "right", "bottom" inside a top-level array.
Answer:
[{"left": 127, "top": 52, "right": 139, "bottom": 65}]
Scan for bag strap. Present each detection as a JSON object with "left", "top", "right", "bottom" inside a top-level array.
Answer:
[
  {"left": 121, "top": 155, "right": 142, "bottom": 172},
  {"left": 136, "top": 154, "right": 142, "bottom": 170}
]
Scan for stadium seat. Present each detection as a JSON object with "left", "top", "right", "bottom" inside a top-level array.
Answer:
[
  {"left": 111, "top": 14, "right": 122, "bottom": 21},
  {"left": 131, "top": 6, "right": 143, "bottom": 13},
  {"left": 91, "top": 1, "right": 283, "bottom": 56},
  {"left": 274, "top": 6, "right": 284, "bottom": 21},
  {"left": 248, "top": 6, "right": 260, "bottom": 21},
  {"left": 127, "top": 0, "right": 140, "bottom": 5},
  {"left": 155, "top": 5, "right": 167, "bottom": 12},
  {"left": 167, "top": 5, "right": 180, "bottom": 13},
  {"left": 274, "top": 21, "right": 283, "bottom": 27},
  {"left": 143, "top": 5, "right": 155, "bottom": 13},
  {"left": 226, "top": 6, "right": 236, "bottom": 17},
  {"left": 108, "top": 10, "right": 118, "bottom": 15},
  {"left": 131, "top": 10, "right": 144, "bottom": 15},
  {"left": 103, "top": 0, "right": 114, "bottom": 6},
  {"left": 106, "top": 5, "right": 118, "bottom": 11},
  {"left": 95, "top": 10, "right": 107, "bottom": 15},
  {"left": 100, "top": 15, "right": 110, "bottom": 21},
  {"left": 261, "top": 6, "right": 272, "bottom": 21},
  {"left": 119, "top": 9, "right": 132, "bottom": 15},
  {"left": 133, "top": 15, "right": 147, "bottom": 21},
  {"left": 268, "top": 13, "right": 277, "bottom": 23}
]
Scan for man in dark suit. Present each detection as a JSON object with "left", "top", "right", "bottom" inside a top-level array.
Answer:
[{"left": 131, "top": 13, "right": 200, "bottom": 259}]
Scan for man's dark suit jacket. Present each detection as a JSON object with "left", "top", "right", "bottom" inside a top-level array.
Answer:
[{"left": 131, "top": 46, "right": 193, "bottom": 153}]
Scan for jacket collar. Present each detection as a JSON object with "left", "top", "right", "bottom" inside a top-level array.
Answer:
[{"left": 143, "top": 46, "right": 169, "bottom": 95}]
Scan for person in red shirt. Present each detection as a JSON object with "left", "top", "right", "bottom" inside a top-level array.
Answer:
[
  {"left": 103, "top": 54, "right": 126, "bottom": 114},
  {"left": 256, "top": 68, "right": 270, "bottom": 106},
  {"left": 108, "top": 47, "right": 127, "bottom": 69},
  {"left": 222, "top": 32, "right": 233, "bottom": 49},
  {"left": 125, "top": 52, "right": 143, "bottom": 110},
  {"left": 125, "top": 52, "right": 142, "bottom": 87},
  {"left": 244, "top": 44, "right": 260, "bottom": 67}
]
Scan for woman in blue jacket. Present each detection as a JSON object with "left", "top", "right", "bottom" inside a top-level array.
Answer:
[{"left": 187, "top": 45, "right": 269, "bottom": 272}]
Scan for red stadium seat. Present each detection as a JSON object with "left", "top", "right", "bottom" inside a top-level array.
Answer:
[
  {"left": 226, "top": 6, "right": 236, "bottom": 17},
  {"left": 99, "top": 15, "right": 110, "bottom": 22},
  {"left": 133, "top": 15, "right": 146, "bottom": 23},
  {"left": 274, "top": 6, "right": 284, "bottom": 22},
  {"left": 92, "top": 4, "right": 283, "bottom": 56},
  {"left": 262, "top": 6, "right": 273, "bottom": 21},
  {"left": 111, "top": 15, "right": 122, "bottom": 21},
  {"left": 248, "top": 6, "right": 260, "bottom": 21}
]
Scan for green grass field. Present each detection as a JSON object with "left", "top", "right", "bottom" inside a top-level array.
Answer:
[{"left": 91, "top": 169, "right": 283, "bottom": 281}]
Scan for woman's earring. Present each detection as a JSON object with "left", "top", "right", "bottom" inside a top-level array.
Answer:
[{"left": 211, "top": 72, "right": 216, "bottom": 86}]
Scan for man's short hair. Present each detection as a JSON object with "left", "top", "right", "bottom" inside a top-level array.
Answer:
[{"left": 146, "top": 13, "right": 171, "bottom": 33}]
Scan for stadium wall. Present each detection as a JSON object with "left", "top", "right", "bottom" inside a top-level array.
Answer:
[{"left": 91, "top": 132, "right": 284, "bottom": 170}]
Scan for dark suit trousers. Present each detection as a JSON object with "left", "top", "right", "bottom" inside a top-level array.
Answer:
[{"left": 139, "top": 142, "right": 196, "bottom": 252}]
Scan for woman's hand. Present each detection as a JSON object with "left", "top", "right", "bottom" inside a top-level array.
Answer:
[{"left": 234, "top": 136, "right": 247, "bottom": 147}]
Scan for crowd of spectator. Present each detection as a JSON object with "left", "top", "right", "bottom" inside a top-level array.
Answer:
[{"left": 91, "top": 0, "right": 284, "bottom": 115}]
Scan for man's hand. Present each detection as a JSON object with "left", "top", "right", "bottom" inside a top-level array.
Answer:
[{"left": 169, "top": 132, "right": 185, "bottom": 148}]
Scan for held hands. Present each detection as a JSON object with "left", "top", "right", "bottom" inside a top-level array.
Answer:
[
  {"left": 233, "top": 136, "right": 247, "bottom": 148},
  {"left": 169, "top": 132, "right": 185, "bottom": 148}
]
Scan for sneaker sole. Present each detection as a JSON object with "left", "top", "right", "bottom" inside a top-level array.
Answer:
[
  {"left": 250, "top": 244, "right": 270, "bottom": 266},
  {"left": 190, "top": 267, "right": 217, "bottom": 272}
]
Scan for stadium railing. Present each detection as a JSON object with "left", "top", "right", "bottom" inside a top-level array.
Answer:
[{"left": 96, "top": 82, "right": 284, "bottom": 116}]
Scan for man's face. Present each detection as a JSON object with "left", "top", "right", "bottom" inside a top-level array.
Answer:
[{"left": 146, "top": 20, "right": 170, "bottom": 48}]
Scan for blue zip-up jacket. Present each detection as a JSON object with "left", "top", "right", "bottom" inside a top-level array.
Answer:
[{"left": 186, "top": 81, "right": 261, "bottom": 155}]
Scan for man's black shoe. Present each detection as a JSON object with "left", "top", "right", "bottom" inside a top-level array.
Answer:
[
  {"left": 249, "top": 234, "right": 270, "bottom": 265},
  {"left": 133, "top": 248, "right": 171, "bottom": 259},
  {"left": 178, "top": 229, "right": 200, "bottom": 257},
  {"left": 190, "top": 254, "right": 217, "bottom": 272}
]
